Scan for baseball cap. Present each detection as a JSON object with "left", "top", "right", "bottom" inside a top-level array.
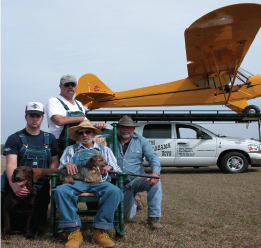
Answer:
[
  {"left": 25, "top": 102, "right": 45, "bottom": 115},
  {"left": 60, "top": 75, "right": 77, "bottom": 85}
]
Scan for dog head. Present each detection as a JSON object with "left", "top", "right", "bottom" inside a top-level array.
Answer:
[
  {"left": 87, "top": 153, "right": 107, "bottom": 171},
  {"left": 12, "top": 166, "right": 38, "bottom": 190}
]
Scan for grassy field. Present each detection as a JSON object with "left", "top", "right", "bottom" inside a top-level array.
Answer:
[{"left": 1, "top": 156, "right": 261, "bottom": 248}]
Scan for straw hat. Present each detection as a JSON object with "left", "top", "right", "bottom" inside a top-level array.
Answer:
[
  {"left": 116, "top": 115, "right": 139, "bottom": 127},
  {"left": 68, "top": 120, "right": 101, "bottom": 141}
]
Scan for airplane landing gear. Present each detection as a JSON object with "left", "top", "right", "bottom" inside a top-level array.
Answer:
[{"left": 243, "top": 105, "right": 260, "bottom": 117}]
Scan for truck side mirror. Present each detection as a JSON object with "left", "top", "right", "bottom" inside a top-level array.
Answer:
[
  {"left": 197, "top": 129, "right": 202, "bottom": 139},
  {"left": 197, "top": 129, "right": 210, "bottom": 139}
]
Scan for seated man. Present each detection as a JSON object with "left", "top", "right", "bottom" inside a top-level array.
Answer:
[
  {"left": 115, "top": 115, "right": 163, "bottom": 230},
  {"left": 53, "top": 120, "right": 123, "bottom": 248}
]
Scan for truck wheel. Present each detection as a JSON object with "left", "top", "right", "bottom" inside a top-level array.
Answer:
[
  {"left": 243, "top": 105, "right": 260, "bottom": 117},
  {"left": 220, "top": 152, "right": 249, "bottom": 173}
]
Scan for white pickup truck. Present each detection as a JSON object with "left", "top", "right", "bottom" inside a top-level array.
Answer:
[{"left": 134, "top": 122, "right": 261, "bottom": 173}]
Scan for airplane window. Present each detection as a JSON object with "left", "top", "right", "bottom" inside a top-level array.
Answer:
[{"left": 143, "top": 124, "right": 171, "bottom": 139}]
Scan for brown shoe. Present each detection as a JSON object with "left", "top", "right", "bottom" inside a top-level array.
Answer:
[
  {"left": 65, "top": 229, "right": 83, "bottom": 248},
  {"left": 134, "top": 194, "right": 144, "bottom": 210},
  {"left": 147, "top": 217, "right": 163, "bottom": 230},
  {"left": 92, "top": 229, "right": 115, "bottom": 247}
]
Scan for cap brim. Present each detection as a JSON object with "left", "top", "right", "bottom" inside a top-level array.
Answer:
[
  {"left": 61, "top": 80, "right": 77, "bottom": 84},
  {"left": 26, "top": 110, "right": 44, "bottom": 115},
  {"left": 68, "top": 126, "right": 102, "bottom": 141}
]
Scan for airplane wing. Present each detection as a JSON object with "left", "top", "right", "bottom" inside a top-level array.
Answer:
[{"left": 185, "top": 3, "right": 261, "bottom": 87}]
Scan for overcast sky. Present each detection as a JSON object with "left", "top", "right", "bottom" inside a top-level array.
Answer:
[{"left": 1, "top": 0, "right": 261, "bottom": 143}]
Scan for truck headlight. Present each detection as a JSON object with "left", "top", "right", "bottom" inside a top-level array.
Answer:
[{"left": 248, "top": 144, "right": 260, "bottom": 153}]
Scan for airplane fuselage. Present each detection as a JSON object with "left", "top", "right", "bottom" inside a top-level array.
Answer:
[{"left": 84, "top": 75, "right": 261, "bottom": 113}]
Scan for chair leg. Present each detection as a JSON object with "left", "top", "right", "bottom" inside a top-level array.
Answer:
[
  {"left": 117, "top": 175, "right": 125, "bottom": 236},
  {"left": 48, "top": 176, "right": 58, "bottom": 237},
  {"left": 48, "top": 190, "right": 56, "bottom": 236},
  {"left": 118, "top": 200, "right": 125, "bottom": 236}
]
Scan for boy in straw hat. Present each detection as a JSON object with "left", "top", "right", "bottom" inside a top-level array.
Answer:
[{"left": 52, "top": 120, "right": 122, "bottom": 248}]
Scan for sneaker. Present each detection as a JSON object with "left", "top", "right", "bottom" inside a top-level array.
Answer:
[
  {"left": 92, "top": 229, "right": 115, "bottom": 247},
  {"left": 134, "top": 194, "right": 144, "bottom": 210},
  {"left": 65, "top": 229, "right": 83, "bottom": 248},
  {"left": 147, "top": 217, "right": 163, "bottom": 230}
]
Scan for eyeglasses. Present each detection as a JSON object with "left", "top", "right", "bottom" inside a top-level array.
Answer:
[
  {"left": 63, "top": 82, "right": 77, "bottom": 87},
  {"left": 77, "top": 130, "right": 93, "bottom": 136}
]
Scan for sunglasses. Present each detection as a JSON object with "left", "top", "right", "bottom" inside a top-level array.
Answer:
[
  {"left": 77, "top": 130, "right": 93, "bottom": 136},
  {"left": 63, "top": 82, "right": 77, "bottom": 87}
]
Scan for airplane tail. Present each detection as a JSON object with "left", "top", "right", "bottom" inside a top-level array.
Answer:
[{"left": 75, "top": 74, "right": 114, "bottom": 109}]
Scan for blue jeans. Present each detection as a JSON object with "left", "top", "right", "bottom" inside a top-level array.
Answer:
[
  {"left": 124, "top": 176, "right": 162, "bottom": 219},
  {"left": 52, "top": 181, "right": 123, "bottom": 230}
]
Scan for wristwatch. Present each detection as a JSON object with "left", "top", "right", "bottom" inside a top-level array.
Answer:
[{"left": 154, "top": 172, "right": 160, "bottom": 176}]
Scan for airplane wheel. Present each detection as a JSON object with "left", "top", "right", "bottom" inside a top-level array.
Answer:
[{"left": 243, "top": 105, "right": 260, "bottom": 116}]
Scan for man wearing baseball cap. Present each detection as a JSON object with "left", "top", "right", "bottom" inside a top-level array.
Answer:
[
  {"left": 45, "top": 75, "right": 105, "bottom": 156},
  {"left": 1, "top": 102, "right": 60, "bottom": 230}
]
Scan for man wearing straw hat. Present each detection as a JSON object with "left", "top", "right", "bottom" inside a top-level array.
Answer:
[
  {"left": 115, "top": 115, "right": 163, "bottom": 230},
  {"left": 52, "top": 120, "right": 122, "bottom": 248}
]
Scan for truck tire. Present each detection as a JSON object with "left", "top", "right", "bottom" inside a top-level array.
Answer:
[{"left": 219, "top": 152, "right": 249, "bottom": 173}]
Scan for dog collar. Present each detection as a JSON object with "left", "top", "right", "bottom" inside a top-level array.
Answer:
[{"left": 85, "top": 163, "right": 94, "bottom": 169}]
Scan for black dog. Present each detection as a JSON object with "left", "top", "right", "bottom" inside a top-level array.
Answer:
[
  {"left": 58, "top": 153, "right": 107, "bottom": 185},
  {"left": 2, "top": 166, "right": 38, "bottom": 240}
]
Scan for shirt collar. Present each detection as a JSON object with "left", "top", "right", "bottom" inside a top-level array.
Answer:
[
  {"left": 132, "top": 132, "right": 138, "bottom": 138},
  {"left": 76, "top": 141, "right": 99, "bottom": 150}
]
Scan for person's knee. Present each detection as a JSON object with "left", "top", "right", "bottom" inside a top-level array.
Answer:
[
  {"left": 106, "top": 185, "right": 123, "bottom": 201},
  {"left": 149, "top": 181, "right": 162, "bottom": 192},
  {"left": 52, "top": 185, "right": 68, "bottom": 198}
]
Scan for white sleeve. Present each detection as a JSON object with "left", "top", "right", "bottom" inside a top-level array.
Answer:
[
  {"left": 102, "top": 146, "right": 122, "bottom": 172},
  {"left": 46, "top": 97, "right": 64, "bottom": 119},
  {"left": 58, "top": 146, "right": 74, "bottom": 169}
]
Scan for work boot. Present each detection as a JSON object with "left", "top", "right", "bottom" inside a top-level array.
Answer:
[
  {"left": 134, "top": 194, "right": 144, "bottom": 210},
  {"left": 147, "top": 217, "right": 163, "bottom": 230},
  {"left": 92, "top": 229, "right": 115, "bottom": 247},
  {"left": 65, "top": 229, "right": 83, "bottom": 248}
]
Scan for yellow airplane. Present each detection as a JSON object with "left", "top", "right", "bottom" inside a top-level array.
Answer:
[{"left": 75, "top": 3, "right": 261, "bottom": 115}]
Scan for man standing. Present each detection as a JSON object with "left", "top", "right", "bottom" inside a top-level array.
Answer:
[
  {"left": 116, "top": 115, "right": 163, "bottom": 230},
  {"left": 45, "top": 75, "right": 105, "bottom": 154},
  {"left": 1, "top": 102, "right": 59, "bottom": 226},
  {"left": 53, "top": 120, "right": 122, "bottom": 248}
]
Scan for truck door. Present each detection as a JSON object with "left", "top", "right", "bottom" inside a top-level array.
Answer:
[
  {"left": 142, "top": 123, "right": 175, "bottom": 166},
  {"left": 174, "top": 124, "right": 216, "bottom": 166}
]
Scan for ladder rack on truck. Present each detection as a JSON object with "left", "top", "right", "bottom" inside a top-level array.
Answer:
[
  {"left": 86, "top": 109, "right": 260, "bottom": 122},
  {"left": 86, "top": 109, "right": 261, "bottom": 141}
]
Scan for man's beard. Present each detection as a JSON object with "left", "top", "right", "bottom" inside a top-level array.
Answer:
[
  {"left": 81, "top": 138, "right": 93, "bottom": 145},
  {"left": 118, "top": 130, "right": 133, "bottom": 140}
]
